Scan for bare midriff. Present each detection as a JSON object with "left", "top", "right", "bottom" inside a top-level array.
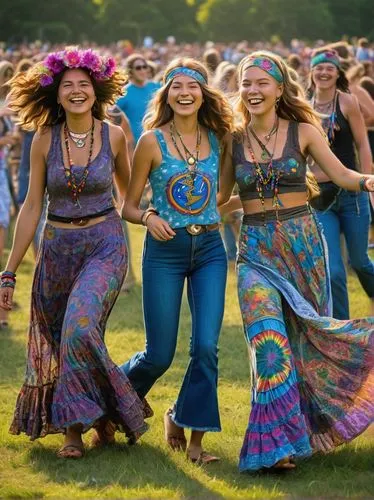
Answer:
[
  {"left": 241, "top": 192, "right": 309, "bottom": 215},
  {"left": 47, "top": 214, "right": 109, "bottom": 230}
]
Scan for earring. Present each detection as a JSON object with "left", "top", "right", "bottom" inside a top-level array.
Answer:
[{"left": 275, "top": 97, "right": 280, "bottom": 109}]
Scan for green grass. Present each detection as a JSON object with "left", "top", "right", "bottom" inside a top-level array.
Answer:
[{"left": 0, "top": 224, "right": 373, "bottom": 499}]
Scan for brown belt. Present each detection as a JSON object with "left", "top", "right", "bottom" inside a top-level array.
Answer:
[{"left": 185, "top": 223, "right": 219, "bottom": 235}]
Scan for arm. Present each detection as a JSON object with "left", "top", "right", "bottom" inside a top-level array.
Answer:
[
  {"left": 109, "top": 123, "right": 131, "bottom": 200},
  {"left": 344, "top": 94, "right": 373, "bottom": 174},
  {"left": 0, "top": 131, "right": 47, "bottom": 309},
  {"left": 122, "top": 131, "right": 176, "bottom": 241},
  {"left": 352, "top": 86, "right": 374, "bottom": 127},
  {"left": 216, "top": 135, "right": 236, "bottom": 207},
  {"left": 300, "top": 123, "right": 374, "bottom": 191},
  {"left": 120, "top": 112, "right": 135, "bottom": 160}
]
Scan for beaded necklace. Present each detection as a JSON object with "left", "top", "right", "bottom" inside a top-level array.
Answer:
[
  {"left": 169, "top": 120, "right": 201, "bottom": 179},
  {"left": 246, "top": 122, "right": 281, "bottom": 215},
  {"left": 311, "top": 91, "right": 339, "bottom": 144},
  {"left": 63, "top": 119, "right": 95, "bottom": 206}
]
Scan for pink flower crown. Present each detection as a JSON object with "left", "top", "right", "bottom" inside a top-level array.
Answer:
[{"left": 38, "top": 47, "right": 116, "bottom": 87}]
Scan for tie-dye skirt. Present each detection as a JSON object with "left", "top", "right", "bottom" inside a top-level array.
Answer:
[
  {"left": 237, "top": 205, "right": 373, "bottom": 472},
  {"left": 10, "top": 212, "right": 148, "bottom": 442}
]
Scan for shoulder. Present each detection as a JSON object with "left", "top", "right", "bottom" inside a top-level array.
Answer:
[
  {"left": 137, "top": 129, "right": 159, "bottom": 149},
  {"left": 33, "top": 127, "right": 52, "bottom": 156},
  {"left": 339, "top": 91, "right": 359, "bottom": 113},
  {"left": 148, "top": 81, "right": 161, "bottom": 90},
  {"left": 107, "top": 121, "right": 127, "bottom": 153}
]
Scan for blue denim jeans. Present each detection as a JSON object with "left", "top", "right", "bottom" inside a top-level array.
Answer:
[
  {"left": 316, "top": 190, "right": 374, "bottom": 319},
  {"left": 122, "top": 228, "right": 227, "bottom": 431}
]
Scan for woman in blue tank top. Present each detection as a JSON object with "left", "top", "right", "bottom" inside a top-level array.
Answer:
[
  {"left": 218, "top": 51, "right": 374, "bottom": 473},
  {"left": 121, "top": 58, "right": 233, "bottom": 464},
  {"left": 0, "top": 47, "right": 148, "bottom": 458},
  {"left": 308, "top": 49, "right": 374, "bottom": 320}
]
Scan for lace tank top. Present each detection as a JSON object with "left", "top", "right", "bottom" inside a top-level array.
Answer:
[
  {"left": 46, "top": 121, "right": 115, "bottom": 218},
  {"left": 233, "top": 121, "right": 307, "bottom": 201}
]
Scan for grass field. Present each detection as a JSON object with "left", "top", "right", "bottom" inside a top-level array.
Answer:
[{"left": 0, "top": 223, "right": 373, "bottom": 499}]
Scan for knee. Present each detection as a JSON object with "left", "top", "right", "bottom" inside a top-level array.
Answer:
[
  {"left": 145, "top": 352, "right": 173, "bottom": 378},
  {"left": 192, "top": 340, "right": 218, "bottom": 365},
  {"left": 329, "top": 263, "right": 346, "bottom": 284}
]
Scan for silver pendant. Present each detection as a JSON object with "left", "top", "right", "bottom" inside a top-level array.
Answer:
[{"left": 75, "top": 139, "right": 86, "bottom": 148}]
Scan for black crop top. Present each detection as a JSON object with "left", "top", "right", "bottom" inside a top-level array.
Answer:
[{"left": 233, "top": 121, "right": 307, "bottom": 201}]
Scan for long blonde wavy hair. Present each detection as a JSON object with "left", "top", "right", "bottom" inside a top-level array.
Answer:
[
  {"left": 235, "top": 51, "right": 324, "bottom": 199},
  {"left": 7, "top": 63, "right": 127, "bottom": 131},
  {"left": 143, "top": 57, "right": 233, "bottom": 140}
]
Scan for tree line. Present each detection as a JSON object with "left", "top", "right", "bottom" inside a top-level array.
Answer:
[{"left": 1, "top": 0, "right": 373, "bottom": 45}]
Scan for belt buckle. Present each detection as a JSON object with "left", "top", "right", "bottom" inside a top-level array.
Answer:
[{"left": 186, "top": 224, "right": 203, "bottom": 235}]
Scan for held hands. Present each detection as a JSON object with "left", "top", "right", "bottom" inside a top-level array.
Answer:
[{"left": 145, "top": 214, "right": 176, "bottom": 241}]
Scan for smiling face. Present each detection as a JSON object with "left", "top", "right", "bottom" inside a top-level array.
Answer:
[
  {"left": 167, "top": 74, "right": 203, "bottom": 117},
  {"left": 240, "top": 66, "right": 282, "bottom": 116},
  {"left": 312, "top": 63, "right": 339, "bottom": 90},
  {"left": 131, "top": 58, "right": 148, "bottom": 84},
  {"left": 57, "top": 69, "right": 96, "bottom": 116}
]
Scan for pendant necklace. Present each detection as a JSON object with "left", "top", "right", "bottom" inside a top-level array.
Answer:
[{"left": 63, "top": 119, "right": 95, "bottom": 206}]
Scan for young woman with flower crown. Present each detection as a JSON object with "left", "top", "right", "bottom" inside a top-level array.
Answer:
[
  {"left": 121, "top": 57, "right": 233, "bottom": 464},
  {"left": 0, "top": 47, "right": 148, "bottom": 458},
  {"left": 219, "top": 51, "right": 374, "bottom": 472}
]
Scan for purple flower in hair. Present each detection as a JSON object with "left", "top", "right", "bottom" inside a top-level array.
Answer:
[
  {"left": 44, "top": 53, "right": 65, "bottom": 74},
  {"left": 81, "top": 50, "right": 102, "bottom": 73},
  {"left": 103, "top": 57, "right": 116, "bottom": 78},
  {"left": 63, "top": 48, "right": 81, "bottom": 68},
  {"left": 40, "top": 74, "right": 54, "bottom": 87}
]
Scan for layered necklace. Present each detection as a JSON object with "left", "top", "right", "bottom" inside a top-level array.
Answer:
[
  {"left": 63, "top": 119, "right": 95, "bottom": 206},
  {"left": 66, "top": 124, "right": 92, "bottom": 148},
  {"left": 246, "top": 116, "right": 281, "bottom": 213},
  {"left": 169, "top": 120, "right": 201, "bottom": 179},
  {"left": 311, "top": 90, "right": 339, "bottom": 144}
]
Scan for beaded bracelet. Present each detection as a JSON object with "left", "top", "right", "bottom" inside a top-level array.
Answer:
[
  {"left": 359, "top": 176, "right": 369, "bottom": 192},
  {"left": 1, "top": 281, "right": 15, "bottom": 289},
  {"left": 1, "top": 271, "right": 16, "bottom": 279}
]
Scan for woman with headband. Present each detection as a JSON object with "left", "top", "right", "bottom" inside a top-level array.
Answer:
[
  {"left": 121, "top": 58, "right": 233, "bottom": 464},
  {"left": 308, "top": 49, "right": 374, "bottom": 319},
  {"left": 0, "top": 47, "right": 148, "bottom": 458},
  {"left": 219, "top": 51, "right": 374, "bottom": 472}
]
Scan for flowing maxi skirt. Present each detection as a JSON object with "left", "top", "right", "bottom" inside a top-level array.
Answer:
[
  {"left": 10, "top": 212, "right": 148, "bottom": 441},
  {"left": 237, "top": 205, "right": 373, "bottom": 472}
]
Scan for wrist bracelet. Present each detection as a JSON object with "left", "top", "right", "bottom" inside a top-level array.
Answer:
[
  {"left": 359, "top": 176, "right": 369, "bottom": 192},
  {"left": 1, "top": 270, "right": 16, "bottom": 278},
  {"left": 141, "top": 208, "right": 158, "bottom": 226}
]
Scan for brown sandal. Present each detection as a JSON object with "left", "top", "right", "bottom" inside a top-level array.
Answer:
[
  {"left": 164, "top": 408, "right": 187, "bottom": 451},
  {"left": 270, "top": 457, "right": 296, "bottom": 471},
  {"left": 187, "top": 450, "right": 220, "bottom": 465},
  {"left": 57, "top": 444, "right": 85, "bottom": 459},
  {"left": 91, "top": 420, "right": 116, "bottom": 448}
]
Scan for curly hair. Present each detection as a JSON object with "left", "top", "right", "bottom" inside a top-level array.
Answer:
[
  {"left": 234, "top": 51, "right": 322, "bottom": 199},
  {"left": 143, "top": 57, "right": 233, "bottom": 140},
  {"left": 7, "top": 62, "right": 127, "bottom": 131}
]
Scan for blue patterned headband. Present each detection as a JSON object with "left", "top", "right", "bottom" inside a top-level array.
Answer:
[
  {"left": 311, "top": 51, "right": 340, "bottom": 69},
  {"left": 165, "top": 67, "right": 207, "bottom": 85},
  {"left": 243, "top": 57, "right": 284, "bottom": 83}
]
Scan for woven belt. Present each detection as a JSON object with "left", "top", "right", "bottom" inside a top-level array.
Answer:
[{"left": 185, "top": 223, "right": 219, "bottom": 235}]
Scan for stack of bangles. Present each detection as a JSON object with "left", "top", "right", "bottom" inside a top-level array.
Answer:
[
  {"left": 141, "top": 208, "right": 159, "bottom": 226},
  {"left": 0, "top": 271, "right": 16, "bottom": 289},
  {"left": 359, "top": 176, "right": 371, "bottom": 192}
]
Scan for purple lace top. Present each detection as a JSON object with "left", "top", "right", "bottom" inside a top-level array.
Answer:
[{"left": 46, "top": 121, "right": 115, "bottom": 218}]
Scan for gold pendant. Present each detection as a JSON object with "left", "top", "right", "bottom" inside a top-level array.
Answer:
[{"left": 187, "top": 156, "right": 196, "bottom": 166}]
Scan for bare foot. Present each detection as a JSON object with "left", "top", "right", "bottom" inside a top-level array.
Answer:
[
  {"left": 164, "top": 408, "right": 187, "bottom": 451},
  {"left": 271, "top": 457, "right": 296, "bottom": 470}
]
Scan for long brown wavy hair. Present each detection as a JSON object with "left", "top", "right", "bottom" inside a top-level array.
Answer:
[
  {"left": 235, "top": 51, "right": 322, "bottom": 199},
  {"left": 143, "top": 57, "right": 233, "bottom": 140},
  {"left": 7, "top": 61, "right": 127, "bottom": 131}
]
